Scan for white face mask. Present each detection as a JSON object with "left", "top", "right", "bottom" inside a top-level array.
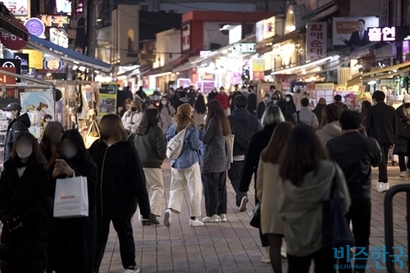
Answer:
[
  {"left": 161, "top": 100, "right": 167, "bottom": 105},
  {"left": 285, "top": 97, "right": 291, "bottom": 102},
  {"left": 6, "top": 112, "right": 14, "bottom": 119},
  {"left": 63, "top": 146, "right": 78, "bottom": 159},
  {"left": 16, "top": 145, "right": 32, "bottom": 159}
]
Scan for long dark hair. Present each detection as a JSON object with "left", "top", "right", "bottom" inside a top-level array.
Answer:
[
  {"left": 205, "top": 100, "right": 231, "bottom": 136},
  {"left": 40, "top": 122, "right": 64, "bottom": 162},
  {"left": 11, "top": 132, "right": 46, "bottom": 166},
  {"left": 61, "top": 130, "right": 94, "bottom": 163},
  {"left": 159, "top": 96, "right": 172, "bottom": 115},
  {"left": 320, "top": 104, "right": 344, "bottom": 128},
  {"left": 261, "top": 122, "right": 294, "bottom": 164},
  {"left": 136, "top": 109, "right": 160, "bottom": 135},
  {"left": 194, "top": 94, "right": 206, "bottom": 114},
  {"left": 279, "top": 125, "right": 329, "bottom": 186}
]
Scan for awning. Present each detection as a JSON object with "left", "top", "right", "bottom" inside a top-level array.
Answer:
[
  {"left": 27, "top": 34, "right": 112, "bottom": 72},
  {"left": 347, "top": 62, "right": 410, "bottom": 87},
  {"left": 0, "top": 16, "right": 28, "bottom": 41},
  {"left": 271, "top": 55, "right": 340, "bottom": 75},
  {"left": 143, "top": 65, "right": 172, "bottom": 77}
]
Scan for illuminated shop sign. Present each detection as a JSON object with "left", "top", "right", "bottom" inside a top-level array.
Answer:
[
  {"left": 39, "top": 14, "right": 70, "bottom": 28},
  {"left": 368, "top": 26, "right": 409, "bottom": 42},
  {"left": 233, "top": 43, "right": 256, "bottom": 53}
]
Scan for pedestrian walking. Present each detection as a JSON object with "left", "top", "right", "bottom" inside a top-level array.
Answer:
[
  {"left": 48, "top": 130, "right": 98, "bottom": 273},
  {"left": 201, "top": 100, "right": 231, "bottom": 223},
  {"left": 122, "top": 100, "right": 143, "bottom": 133},
  {"left": 159, "top": 97, "right": 176, "bottom": 132},
  {"left": 293, "top": 98, "right": 319, "bottom": 129},
  {"left": 194, "top": 94, "right": 207, "bottom": 126},
  {"left": 0, "top": 132, "right": 51, "bottom": 273},
  {"left": 278, "top": 125, "right": 351, "bottom": 273},
  {"left": 313, "top": 98, "right": 326, "bottom": 125},
  {"left": 40, "top": 122, "right": 64, "bottom": 166},
  {"left": 366, "top": 91, "right": 397, "bottom": 192},
  {"left": 164, "top": 104, "right": 204, "bottom": 227},
  {"left": 134, "top": 109, "right": 167, "bottom": 218},
  {"left": 327, "top": 110, "right": 381, "bottom": 272},
  {"left": 393, "top": 94, "right": 410, "bottom": 177},
  {"left": 316, "top": 103, "right": 343, "bottom": 145},
  {"left": 89, "top": 114, "right": 158, "bottom": 273}
]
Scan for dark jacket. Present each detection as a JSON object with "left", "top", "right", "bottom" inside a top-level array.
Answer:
[
  {"left": 257, "top": 101, "right": 267, "bottom": 120},
  {"left": 134, "top": 127, "right": 166, "bottom": 169},
  {"left": 239, "top": 124, "right": 276, "bottom": 193},
  {"left": 313, "top": 104, "right": 325, "bottom": 125},
  {"left": 88, "top": 140, "right": 150, "bottom": 218},
  {"left": 48, "top": 156, "right": 98, "bottom": 273},
  {"left": 247, "top": 93, "right": 257, "bottom": 114},
  {"left": 334, "top": 101, "right": 348, "bottom": 111},
  {"left": 327, "top": 132, "right": 381, "bottom": 199},
  {"left": 0, "top": 160, "right": 51, "bottom": 272},
  {"left": 229, "top": 91, "right": 243, "bottom": 112},
  {"left": 344, "top": 30, "right": 370, "bottom": 49},
  {"left": 4, "top": 113, "right": 30, "bottom": 161},
  {"left": 228, "top": 108, "right": 262, "bottom": 157},
  {"left": 366, "top": 102, "right": 398, "bottom": 144},
  {"left": 282, "top": 101, "right": 297, "bottom": 122},
  {"left": 360, "top": 108, "right": 368, "bottom": 127},
  {"left": 395, "top": 105, "right": 410, "bottom": 139},
  {"left": 201, "top": 117, "right": 230, "bottom": 173}
]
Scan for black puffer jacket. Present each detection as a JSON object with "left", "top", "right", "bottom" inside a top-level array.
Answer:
[
  {"left": 4, "top": 113, "right": 31, "bottom": 161},
  {"left": 0, "top": 159, "right": 51, "bottom": 272},
  {"left": 88, "top": 140, "right": 150, "bottom": 218}
]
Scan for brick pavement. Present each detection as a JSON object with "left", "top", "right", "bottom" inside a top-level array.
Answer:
[{"left": 100, "top": 161, "right": 410, "bottom": 273}]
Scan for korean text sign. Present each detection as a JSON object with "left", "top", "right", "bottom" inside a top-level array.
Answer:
[{"left": 306, "top": 22, "right": 327, "bottom": 60}]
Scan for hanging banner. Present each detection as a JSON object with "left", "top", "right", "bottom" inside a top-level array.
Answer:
[
  {"left": 20, "top": 91, "right": 55, "bottom": 134},
  {"left": 4, "top": 0, "right": 29, "bottom": 16},
  {"left": 0, "top": 67, "right": 17, "bottom": 98},
  {"left": 98, "top": 83, "right": 117, "bottom": 117},
  {"left": 306, "top": 22, "right": 327, "bottom": 60}
]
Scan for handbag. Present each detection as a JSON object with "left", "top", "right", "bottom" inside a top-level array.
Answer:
[
  {"left": 166, "top": 128, "right": 186, "bottom": 160},
  {"left": 249, "top": 202, "right": 261, "bottom": 228},
  {"left": 53, "top": 175, "right": 89, "bottom": 218},
  {"left": 322, "top": 163, "right": 355, "bottom": 248},
  {"left": 225, "top": 134, "right": 235, "bottom": 163}
]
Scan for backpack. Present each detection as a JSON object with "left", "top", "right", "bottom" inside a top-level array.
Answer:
[
  {"left": 166, "top": 128, "right": 187, "bottom": 160},
  {"left": 231, "top": 116, "right": 255, "bottom": 151}
]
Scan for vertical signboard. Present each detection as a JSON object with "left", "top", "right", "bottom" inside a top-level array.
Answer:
[
  {"left": 98, "top": 83, "right": 117, "bottom": 117},
  {"left": 256, "top": 20, "right": 265, "bottom": 42},
  {"left": 182, "top": 23, "right": 191, "bottom": 52},
  {"left": 252, "top": 58, "right": 265, "bottom": 80},
  {"left": 306, "top": 22, "right": 327, "bottom": 60},
  {"left": 229, "top": 25, "right": 242, "bottom": 44},
  {"left": 263, "top": 16, "right": 276, "bottom": 40}
]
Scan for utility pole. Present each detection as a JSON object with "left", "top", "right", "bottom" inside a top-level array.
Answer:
[{"left": 86, "top": 0, "right": 97, "bottom": 80}]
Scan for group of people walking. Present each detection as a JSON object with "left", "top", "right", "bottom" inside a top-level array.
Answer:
[{"left": 0, "top": 85, "right": 403, "bottom": 273}]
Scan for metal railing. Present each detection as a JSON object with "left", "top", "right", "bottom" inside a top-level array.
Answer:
[{"left": 384, "top": 184, "right": 410, "bottom": 272}]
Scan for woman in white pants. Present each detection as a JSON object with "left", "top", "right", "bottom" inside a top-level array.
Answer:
[
  {"left": 134, "top": 108, "right": 167, "bottom": 219},
  {"left": 164, "top": 103, "right": 204, "bottom": 227}
]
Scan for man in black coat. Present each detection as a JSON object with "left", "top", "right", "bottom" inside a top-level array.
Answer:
[
  {"left": 3, "top": 103, "right": 30, "bottom": 161},
  {"left": 366, "top": 91, "right": 398, "bottom": 192},
  {"left": 327, "top": 110, "right": 381, "bottom": 272},
  {"left": 393, "top": 95, "right": 410, "bottom": 177}
]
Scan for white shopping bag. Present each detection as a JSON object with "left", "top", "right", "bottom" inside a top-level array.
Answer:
[{"left": 53, "top": 176, "right": 89, "bottom": 218}]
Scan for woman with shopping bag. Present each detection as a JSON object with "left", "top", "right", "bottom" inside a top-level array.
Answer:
[
  {"left": 48, "top": 129, "right": 98, "bottom": 273},
  {"left": 0, "top": 132, "right": 52, "bottom": 273},
  {"left": 89, "top": 114, "right": 158, "bottom": 273}
]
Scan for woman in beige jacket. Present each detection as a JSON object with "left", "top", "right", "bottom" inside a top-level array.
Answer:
[{"left": 257, "top": 122, "right": 294, "bottom": 273}]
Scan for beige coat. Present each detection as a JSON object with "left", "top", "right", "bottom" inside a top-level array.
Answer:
[{"left": 256, "top": 161, "right": 284, "bottom": 235}]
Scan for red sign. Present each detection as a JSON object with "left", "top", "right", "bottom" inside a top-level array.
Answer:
[
  {"left": 306, "top": 22, "right": 327, "bottom": 60},
  {"left": 0, "top": 23, "right": 28, "bottom": 50},
  {"left": 0, "top": 67, "right": 17, "bottom": 98}
]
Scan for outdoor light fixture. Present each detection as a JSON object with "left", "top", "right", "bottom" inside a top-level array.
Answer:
[{"left": 368, "top": 80, "right": 377, "bottom": 85}]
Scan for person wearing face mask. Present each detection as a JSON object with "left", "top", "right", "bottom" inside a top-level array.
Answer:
[
  {"left": 47, "top": 130, "right": 98, "bottom": 273},
  {"left": 393, "top": 95, "right": 410, "bottom": 177},
  {"left": 159, "top": 97, "right": 176, "bottom": 131},
  {"left": 89, "top": 114, "right": 157, "bottom": 273},
  {"left": 282, "top": 94, "right": 297, "bottom": 122},
  {"left": 257, "top": 94, "right": 270, "bottom": 120},
  {"left": 121, "top": 100, "right": 143, "bottom": 134},
  {"left": 40, "top": 122, "right": 64, "bottom": 167},
  {"left": 3, "top": 103, "right": 31, "bottom": 161},
  {"left": 0, "top": 132, "right": 51, "bottom": 273}
]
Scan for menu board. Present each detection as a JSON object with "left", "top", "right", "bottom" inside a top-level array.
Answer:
[{"left": 98, "top": 83, "right": 117, "bottom": 117}]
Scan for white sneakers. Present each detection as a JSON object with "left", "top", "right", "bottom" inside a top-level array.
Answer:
[
  {"left": 124, "top": 267, "right": 140, "bottom": 273},
  {"left": 261, "top": 253, "right": 271, "bottom": 264},
  {"left": 220, "top": 214, "right": 228, "bottom": 222},
  {"left": 239, "top": 196, "right": 248, "bottom": 212},
  {"left": 400, "top": 171, "right": 407, "bottom": 177},
  {"left": 202, "top": 215, "right": 220, "bottom": 223},
  {"left": 377, "top": 182, "right": 389, "bottom": 193},
  {"left": 164, "top": 209, "right": 172, "bottom": 227},
  {"left": 189, "top": 219, "right": 204, "bottom": 227}
]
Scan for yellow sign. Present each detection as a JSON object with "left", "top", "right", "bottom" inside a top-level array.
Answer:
[
  {"left": 23, "top": 49, "right": 43, "bottom": 69},
  {"left": 315, "top": 83, "right": 335, "bottom": 90}
]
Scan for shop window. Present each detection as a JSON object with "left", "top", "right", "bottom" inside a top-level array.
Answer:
[{"left": 128, "top": 29, "right": 135, "bottom": 52}]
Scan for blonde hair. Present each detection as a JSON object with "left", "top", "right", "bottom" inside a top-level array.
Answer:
[{"left": 174, "top": 103, "right": 196, "bottom": 132}]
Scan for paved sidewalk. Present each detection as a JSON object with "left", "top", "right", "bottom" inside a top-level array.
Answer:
[{"left": 100, "top": 161, "right": 409, "bottom": 273}]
